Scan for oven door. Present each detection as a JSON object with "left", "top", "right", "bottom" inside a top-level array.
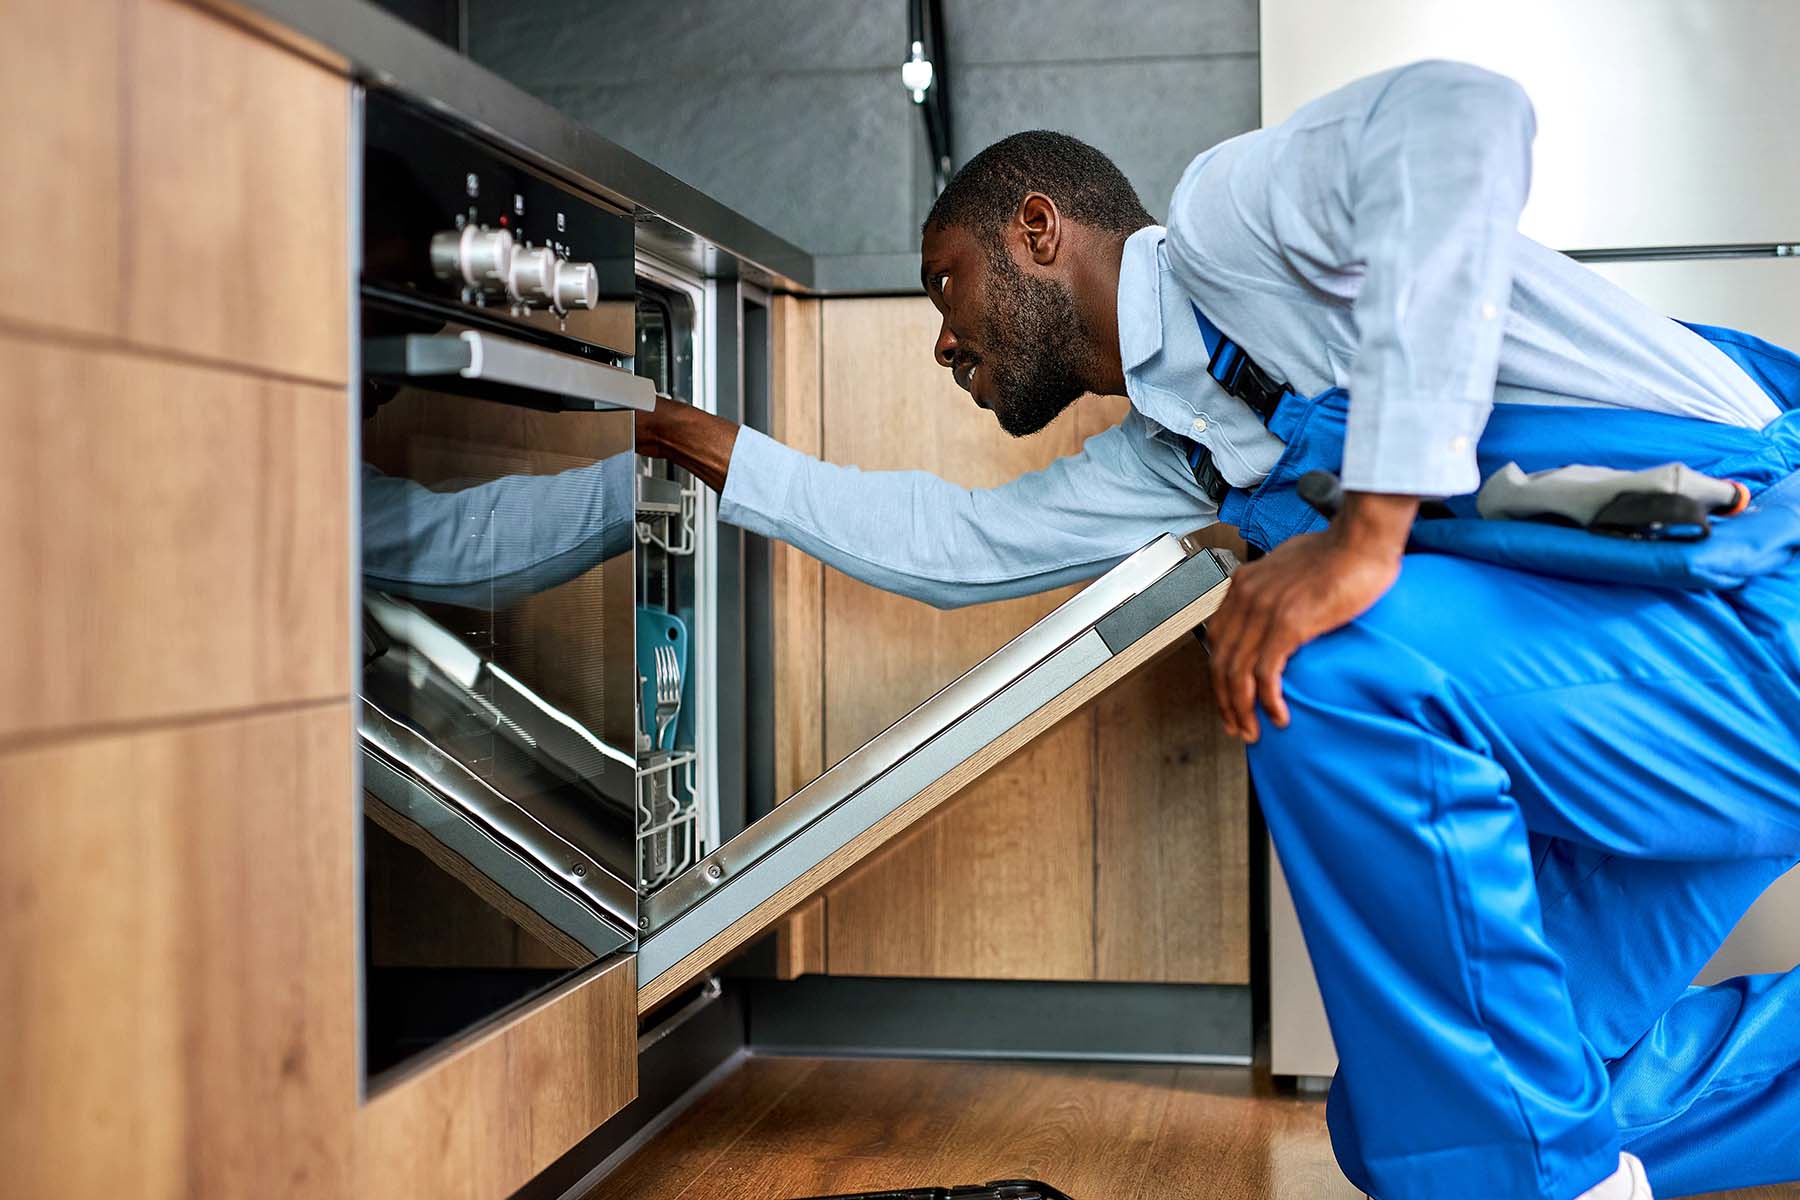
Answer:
[
  {"left": 358, "top": 338, "right": 646, "bottom": 1079},
  {"left": 635, "top": 534, "right": 1235, "bottom": 1011}
]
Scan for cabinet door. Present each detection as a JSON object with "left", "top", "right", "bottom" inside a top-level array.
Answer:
[{"left": 637, "top": 535, "right": 1234, "bottom": 1010}]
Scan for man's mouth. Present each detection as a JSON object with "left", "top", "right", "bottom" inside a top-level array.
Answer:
[{"left": 954, "top": 356, "right": 983, "bottom": 402}]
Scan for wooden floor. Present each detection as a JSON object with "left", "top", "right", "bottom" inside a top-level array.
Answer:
[{"left": 589, "top": 1057, "right": 1800, "bottom": 1200}]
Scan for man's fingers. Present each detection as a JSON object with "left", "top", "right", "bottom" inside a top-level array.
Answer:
[
  {"left": 1218, "top": 601, "right": 1275, "bottom": 743},
  {"left": 1255, "top": 646, "right": 1292, "bottom": 731},
  {"left": 1204, "top": 588, "right": 1248, "bottom": 738}
]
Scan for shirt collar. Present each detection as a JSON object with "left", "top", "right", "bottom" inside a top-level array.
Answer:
[{"left": 1117, "top": 224, "right": 1167, "bottom": 375}]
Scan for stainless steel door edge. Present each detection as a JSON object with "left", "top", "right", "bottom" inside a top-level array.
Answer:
[
  {"left": 638, "top": 627, "right": 1116, "bottom": 982},
  {"left": 360, "top": 698, "right": 638, "bottom": 927},
  {"left": 641, "top": 533, "right": 1196, "bottom": 931},
  {"left": 363, "top": 753, "right": 636, "bottom": 959},
  {"left": 363, "top": 330, "right": 656, "bottom": 412}
]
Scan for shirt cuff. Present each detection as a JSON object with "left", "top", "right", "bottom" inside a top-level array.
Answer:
[
  {"left": 718, "top": 425, "right": 805, "bottom": 537},
  {"left": 1339, "top": 397, "right": 1488, "bottom": 497}
]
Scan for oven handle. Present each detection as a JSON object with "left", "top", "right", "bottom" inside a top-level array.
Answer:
[{"left": 364, "top": 330, "right": 656, "bottom": 413}]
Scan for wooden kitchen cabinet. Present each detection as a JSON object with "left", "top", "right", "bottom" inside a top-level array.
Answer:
[
  {"left": 0, "top": 5, "right": 640, "bottom": 1199},
  {"left": 769, "top": 297, "right": 1248, "bottom": 986}
]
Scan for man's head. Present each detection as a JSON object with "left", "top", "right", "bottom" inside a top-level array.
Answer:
[{"left": 920, "top": 131, "right": 1153, "bottom": 437}]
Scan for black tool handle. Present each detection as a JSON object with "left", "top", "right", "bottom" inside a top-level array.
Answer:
[{"left": 1296, "top": 470, "right": 1344, "bottom": 520}]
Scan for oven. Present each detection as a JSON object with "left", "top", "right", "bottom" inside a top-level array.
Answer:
[{"left": 357, "top": 89, "right": 652, "bottom": 1082}]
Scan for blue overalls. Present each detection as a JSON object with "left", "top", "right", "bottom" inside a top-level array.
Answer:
[{"left": 1196, "top": 307, "right": 1800, "bottom": 1200}]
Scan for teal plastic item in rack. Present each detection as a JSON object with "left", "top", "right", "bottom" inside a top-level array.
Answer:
[{"left": 635, "top": 606, "right": 690, "bottom": 752}]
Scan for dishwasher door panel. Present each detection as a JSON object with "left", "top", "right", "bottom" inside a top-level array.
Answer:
[{"left": 637, "top": 535, "right": 1236, "bottom": 1010}]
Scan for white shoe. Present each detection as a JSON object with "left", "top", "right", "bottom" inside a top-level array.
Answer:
[
  {"left": 1575, "top": 1153, "right": 1653, "bottom": 1200},
  {"left": 1361, "top": 1151, "right": 1653, "bottom": 1200}
]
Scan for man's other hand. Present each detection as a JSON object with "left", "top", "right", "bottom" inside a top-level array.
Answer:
[{"left": 1207, "top": 492, "right": 1418, "bottom": 742}]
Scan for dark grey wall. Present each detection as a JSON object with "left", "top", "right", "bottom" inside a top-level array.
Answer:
[{"left": 468, "top": 0, "right": 1258, "bottom": 291}]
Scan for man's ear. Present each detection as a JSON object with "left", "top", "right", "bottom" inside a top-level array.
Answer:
[{"left": 1017, "top": 192, "right": 1061, "bottom": 267}]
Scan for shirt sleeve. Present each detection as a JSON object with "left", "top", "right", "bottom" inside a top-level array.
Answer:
[
  {"left": 1171, "top": 60, "right": 1537, "bottom": 497},
  {"left": 719, "top": 415, "right": 1214, "bottom": 610},
  {"left": 361, "top": 453, "right": 635, "bottom": 610}
]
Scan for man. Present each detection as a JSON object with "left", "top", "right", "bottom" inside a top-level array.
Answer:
[{"left": 639, "top": 61, "right": 1800, "bottom": 1200}]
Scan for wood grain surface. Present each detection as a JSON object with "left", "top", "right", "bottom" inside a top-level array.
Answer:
[
  {"left": 773, "top": 895, "right": 828, "bottom": 980},
  {"left": 824, "top": 710, "right": 1097, "bottom": 979},
  {"left": 0, "top": 334, "right": 350, "bottom": 744},
  {"left": 0, "top": 704, "right": 358, "bottom": 1200},
  {"left": 771, "top": 295, "right": 827, "bottom": 801},
  {"left": 122, "top": 0, "right": 350, "bottom": 382},
  {"left": 1094, "top": 635, "right": 1251, "bottom": 983},
  {"left": 0, "top": 0, "right": 123, "bottom": 338},
  {"left": 357, "top": 955, "right": 638, "bottom": 1199},
  {"left": 0, "top": 7, "right": 644, "bottom": 1200},
  {"left": 0, "top": 0, "right": 348, "bottom": 381},
  {"left": 583, "top": 1055, "right": 1800, "bottom": 1200}
]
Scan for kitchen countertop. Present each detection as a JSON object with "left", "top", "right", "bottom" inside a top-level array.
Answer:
[{"left": 202, "top": 0, "right": 816, "bottom": 291}]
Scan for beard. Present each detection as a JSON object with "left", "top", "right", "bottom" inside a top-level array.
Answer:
[{"left": 978, "top": 246, "right": 1095, "bottom": 438}]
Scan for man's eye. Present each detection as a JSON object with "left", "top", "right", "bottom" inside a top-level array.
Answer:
[{"left": 933, "top": 273, "right": 951, "bottom": 298}]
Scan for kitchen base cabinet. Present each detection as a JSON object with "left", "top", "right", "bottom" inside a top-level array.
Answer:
[{"left": 1, "top": 4, "right": 644, "bottom": 1199}]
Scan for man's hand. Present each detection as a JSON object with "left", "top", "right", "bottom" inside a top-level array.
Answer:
[
  {"left": 636, "top": 395, "right": 740, "bottom": 494},
  {"left": 1207, "top": 492, "right": 1419, "bottom": 742}
]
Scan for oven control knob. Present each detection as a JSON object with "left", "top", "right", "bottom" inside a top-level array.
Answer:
[
  {"left": 429, "top": 226, "right": 514, "bottom": 290},
  {"left": 553, "top": 259, "right": 599, "bottom": 312},
  {"left": 507, "top": 246, "right": 558, "bottom": 305}
]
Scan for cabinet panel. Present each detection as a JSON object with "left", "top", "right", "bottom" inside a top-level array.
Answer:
[
  {"left": 123, "top": 0, "right": 350, "bottom": 382},
  {"left": 1093, "top": 636, "right": 1249, "bottom": 984},
  {"left": 0, "top": 336, "right": 350, "bottom": 742},
  {"left": 0, "top": 0, "right": 123, "bottom": 339},
  {"left": 824, "top": 711, "right": 1096, "bottom": 979},
  {"left": 0, "top": 705, "right": 357, "bottom": 1200},
  {"left": 819, "top": 296, "right": 1089, "bottom": 763},
  {"left": 816, "top": 296, "right": 1092, "bottom": 979},
  {"left": 356, "top": 954, "right": 638, "bottom": 1199},
  {"left": 771, "top": 295, "right": 827, "bottom": 800}
]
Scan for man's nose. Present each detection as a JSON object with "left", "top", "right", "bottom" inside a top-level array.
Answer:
[{"left": 934, "top": 321, "right": 957, "bottom": 368}]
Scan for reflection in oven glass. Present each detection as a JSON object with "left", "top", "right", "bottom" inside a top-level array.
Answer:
[{"left": 359, "top": 382, "right": 639, "bottom": 1081}]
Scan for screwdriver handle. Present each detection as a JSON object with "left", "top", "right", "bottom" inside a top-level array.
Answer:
[{"left": 1296, "top": 470, "right": 1344, "bottom": 520}]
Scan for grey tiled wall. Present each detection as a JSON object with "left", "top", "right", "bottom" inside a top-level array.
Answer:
[{"left": 468, "top": 0, "right": 1258, "bottom": 292}]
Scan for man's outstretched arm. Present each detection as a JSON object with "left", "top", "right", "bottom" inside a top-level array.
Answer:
[{"left": 639, "top": 398, "right": 1214, "bottom": 610}]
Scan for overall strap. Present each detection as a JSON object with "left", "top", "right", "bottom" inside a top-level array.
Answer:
[
  {"left": 1191, "top": 303, "right": 1291, "bottom": 423},
  {"left": 1186, "top": 303, "right": 1296, "bottom": 503}
]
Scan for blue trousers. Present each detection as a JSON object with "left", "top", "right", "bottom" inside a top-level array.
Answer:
[{"left": 1250, "top": 551, "right": 1800, "bottom": 1199}]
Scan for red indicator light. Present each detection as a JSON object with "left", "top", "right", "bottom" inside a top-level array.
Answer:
[{"left": 498, "top": 215, "right": 509, "bottom": 227}]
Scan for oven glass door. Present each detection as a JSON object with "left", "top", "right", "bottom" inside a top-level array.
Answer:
[{"left": 359, "top": 376, "right": 639, "bottom": 1083}]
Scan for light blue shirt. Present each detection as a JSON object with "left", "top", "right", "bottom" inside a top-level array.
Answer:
[
  {"left": 362, "top": 454, "right": 635, "bottom": 610},
  {"left": 720, "top": 61, "right": 1777, "bottom": 610}
]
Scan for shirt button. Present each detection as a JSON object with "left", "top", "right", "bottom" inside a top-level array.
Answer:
[
  {"left": 1481, "top": 303, "right": 1499, "bottom": 321},
  {"left": 1450, "top": 435, "right": 1472, "bottom": 452},
  {"left": 1190, "top": 416, "right": 1209, "bottom": 436}
]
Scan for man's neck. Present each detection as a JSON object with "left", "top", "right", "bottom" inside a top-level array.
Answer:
[{"left": 1075, "top": 230, "right": 1130, "bottom": 397}]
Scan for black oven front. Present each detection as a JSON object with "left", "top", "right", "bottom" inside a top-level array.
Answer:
[{"left": 356, "top": 89, "right": 648, "bottom": 1084}]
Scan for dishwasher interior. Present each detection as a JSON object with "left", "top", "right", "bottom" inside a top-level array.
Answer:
[{"left": 632, "top": 271, "right": 715, "bottom": 897}]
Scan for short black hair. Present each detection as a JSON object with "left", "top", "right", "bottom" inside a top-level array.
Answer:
[{"left": 923, "top": 131, "right": 1154, "bottom": 244}]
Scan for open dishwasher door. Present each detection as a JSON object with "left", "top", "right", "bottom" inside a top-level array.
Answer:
[{"left": 637, "top": 532, "right": 1235, "bottom": 1009}]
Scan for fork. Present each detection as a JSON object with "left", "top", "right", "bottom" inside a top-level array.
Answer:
[{"left": 652, "top": 642, "right": 682, "bottom": 751}]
